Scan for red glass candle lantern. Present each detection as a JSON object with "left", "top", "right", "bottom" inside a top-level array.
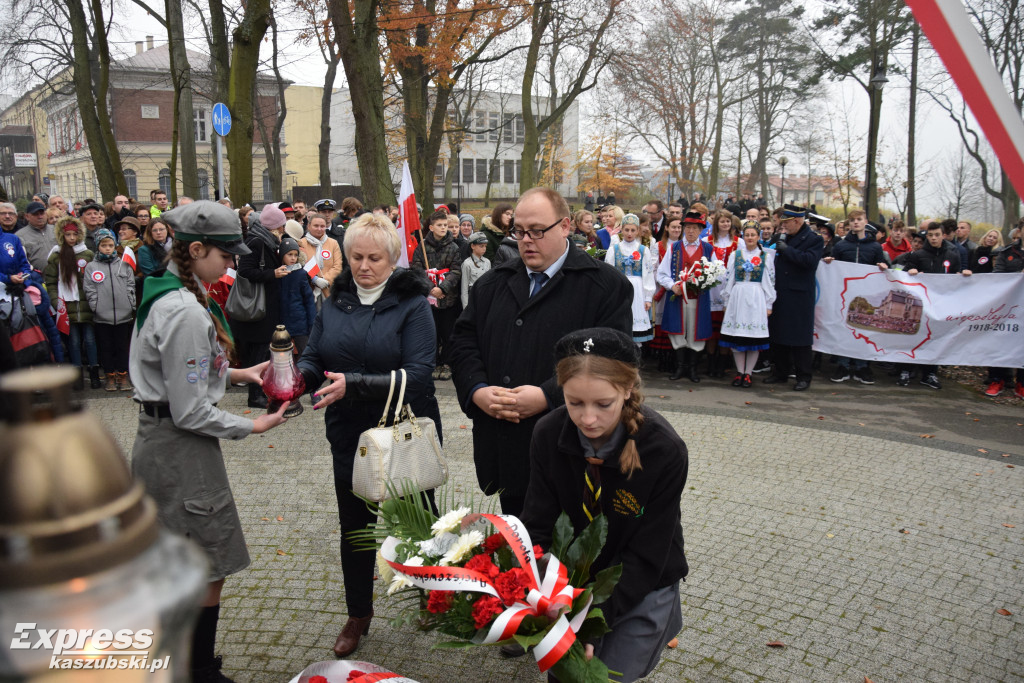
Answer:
[{"left": 262, "top": 325, "right": 305, "bottom": 418}]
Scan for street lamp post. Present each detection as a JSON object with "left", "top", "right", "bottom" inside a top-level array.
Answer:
[
  {"left": 778, "top": 156, "right": 788, "bottom": 205},
  {"left": 864, "top": 63, "right": 889, "bottom": 218}
]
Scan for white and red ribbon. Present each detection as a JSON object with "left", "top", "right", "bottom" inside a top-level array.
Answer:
[
  {"left": 380, "top": 513, "right": 590, "bottom": 673},
  {"left": 425, "top": 268, "right": 449, "bottom": 286},
  {"left": 289, "top": 660, "right": 414, "bottom": 683}
]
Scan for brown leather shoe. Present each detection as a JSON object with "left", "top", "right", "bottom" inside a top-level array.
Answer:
[{"left": 332, "top": 612, "right": 372, "bottom": 657}]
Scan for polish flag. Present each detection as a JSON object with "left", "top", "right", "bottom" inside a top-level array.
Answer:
[
  {"left": 121, "top": 245, "right": 137, "bottom": 271},
  {"left": 303, "top": 258, "right": 320, "bottom": 279},
  {"left": 396, "top": 160, "right": 420, "bottom": 267},
  {"left": 219, "top": 268, "right": 236, "bottom": 286},
  {"left": 55, "top": 298, "right": 70, "bottom": 335}
]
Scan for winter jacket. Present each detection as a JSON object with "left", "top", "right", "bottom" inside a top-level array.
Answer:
[
  {"left": 460, "top": 254, "right": 491, "bottom": 309},
  {"left": 492, "top": 235, "right": 520, "bottom": 268},
  {"left": 969, "top": 245, "right": 997, "bottom": 273},
  {"left": 298, "top": 234, "right": 342, "bottom": 295},
  {"left": 279, "top": 268, "right": 316, "bottom": 338},
  {"left": 15, "top": 224, "right": 57, "bottom": 272},
  {"left": 520, "top": 405, "right": 688, "bottom": 627},
  {"left": 84, "top": 256, "right": 137, "bottom": 325},
  {"left": 993, "top": 240, "right": 1023, "bottom": 274},
  {"left": 23, "top": 270, "right": 63, "bottom": 362},
  {"left": 43, "top": 221, "right": 94, "bottom": 324},
  {"left": 831, "top": 231, "right": 889, "bottom": 265},
  {"left": 0, "top": 233, "right": 31, "bottom": 285},
  {"left": 411, "top": 231, "right": 462, "bottom": 310},
  {"left": 902, "top": 241, "right": 963, "bottom": 274},
  {"left": 481, "top": 220, "right": 506, "bottom": 263},
  {"left": 136, "top": 242, "right": 170, "bottom": 276},
  {"left": 881, "top": 237, "right": 912, "bottom": 263},
  {"left": 297, "top": 267, "right": 442, "bottom": 466},
  {"left": 104, "top": 206, "right": 133, "bottom": 233},
  {"left": 231, "top": 218, "right": 283, "bottom": 343},
  {"left": 448, "top": 239, "right": 633, "bottom": 497}
]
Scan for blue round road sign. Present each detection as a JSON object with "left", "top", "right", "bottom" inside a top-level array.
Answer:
[{"left": 212, "top": 103, "right": 232, "bottom": 137}]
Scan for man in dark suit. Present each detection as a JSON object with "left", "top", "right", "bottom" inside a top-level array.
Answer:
[
  {"left": 644, "top": 200, "right": 666, "bottom": 240},
  {"left": 449, "top": 187, "right": 633, "bottom": 516},
  {"left": 764, "top": 204, "right": 823, "bottom": 391}
]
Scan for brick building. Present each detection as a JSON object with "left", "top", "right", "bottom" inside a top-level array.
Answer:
[{"left": 2, "top": 37, "right": 285, "bottom": 205}]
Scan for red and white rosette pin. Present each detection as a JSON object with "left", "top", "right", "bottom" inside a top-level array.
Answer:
[
  {"left": 631, "top": 250, "right": 641, "bottom": 262},
  {"left": 321, "top": 249, "right": 331, "bottom": 260},
  {"left": 943, "top": 259, "right": 951, "bottom": 273},
  {"left": 91, "top": 270, "right": 105, "bottom": 283},
  {"left": 380, "top": 513, "right": 591, "bottom": 673}
]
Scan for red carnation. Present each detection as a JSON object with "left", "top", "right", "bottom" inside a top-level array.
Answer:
[
  {"left": 310, "top": 676, "right": 328, "bottom": 683},
  {"left": 750, "top": 256, "right": 761, "bottom": 266},
  {"left": 533, "top": 544, "right": 544, "bottom": 558},
  {"left": 427, "top": 590, "right": 455, "bottom": 614},
  {"left": 495, "top": 568, "right": 530, "bottom": 606},
  {"left": 483, "top": 533, "right": 507, "bottom": 553},
  {"left": 472, "top": 596, "right": 505, "bottom": 629},
  {"left": 632, "top": 250, "right": 641, "bottom": 261},
  {"left": 344, "top": 674, "right": 363, "bottom": 683},
  {"left": 464, "top": 553, "right": 500, "bottom": 579}
]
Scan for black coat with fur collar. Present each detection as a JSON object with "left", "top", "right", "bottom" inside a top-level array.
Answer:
[{"left": 297, "top": 267, "right": 442, "bottom": 462}]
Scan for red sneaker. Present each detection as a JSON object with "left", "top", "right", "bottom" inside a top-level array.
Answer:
[
  {"left": 1015, "top": 383, "right": 1024, "bottom": 400},
  {"left": 985, "top": 380, "right": 1005, "bottom": 397}
]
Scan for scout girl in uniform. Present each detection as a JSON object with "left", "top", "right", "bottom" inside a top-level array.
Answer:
[
  {"left": 129, "top": 201, "right": 288, "bottom": 683},
  {"left": 520, "top": 327, "right": 689, "bottom": 682}
]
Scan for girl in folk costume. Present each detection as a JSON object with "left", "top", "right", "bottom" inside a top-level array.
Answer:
[
  {"left": 703, "top": 210, "right": 740, "bottom": 377},
  {"left": 604, "top": 213, "right": 655, "bottom": 346},
  {"left": 656, "top": 210, "right": 715, "bottom": 383},
  {"left": 649, "top": 217, "right": 683, "bottom": 371},
  {"left": 720, "top": 221, "right": 776, "bottom": 388}
]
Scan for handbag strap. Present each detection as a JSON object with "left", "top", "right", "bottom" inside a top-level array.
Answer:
[
  {"left": 376, "top": 371, "right": 397, "bottom": 427},
  {"left": 393, "top": 369, "right": 407, "bottom": 424}
]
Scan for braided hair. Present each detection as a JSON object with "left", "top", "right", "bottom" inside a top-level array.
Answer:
[
  {"left": 169, "top": 241, "right": 236, "bottom": 362},
  {"left": 556, "top": 354, "right": 645, "bottom": 477}
]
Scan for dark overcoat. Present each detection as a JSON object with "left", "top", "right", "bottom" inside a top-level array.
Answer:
[
  {"left": 768, "top": 224, "right": 823, "bottom": 346},
  {"left": 448, "top": 239, "right": 633, "bottom": 497},
  {"left": 232, "top": 222, "right": 283, "bottom": 344}
]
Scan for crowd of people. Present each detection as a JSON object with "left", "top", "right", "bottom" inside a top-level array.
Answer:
[{"left": 0, "top": 183, "right": 1021, "bottom": 683}]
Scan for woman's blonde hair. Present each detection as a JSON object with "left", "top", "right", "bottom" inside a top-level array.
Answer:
[
  {"left": 573, "top": 210, "right": 594, "bottom": 232},
  {"left": 556, "top": 354, "right": 645, "bottom": 477},
  {"left": 982, "top": 229, "right": 1004, "bottom": 248},
  {"left": 606, "top": 205, "right": 625, "bottom": 227},
  {"left": 343, "top": 212, "right": 402, "bottom": 264}
]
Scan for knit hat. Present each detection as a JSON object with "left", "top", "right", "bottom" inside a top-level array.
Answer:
[
  {"left": 468, "top": 231, "right": 487, "bottom": 245},
  {"left": 279, "top": 237, "right": 300, "bottom": 257},
  {"left": 459, "top": 214, "right": 475, "bottom": 226},
  {"left": 260, "top": 204, "right": 287, "bottom": 230},
  {"left": 284, "top": 219, "right": 304, "bottom": 241},
  {"left": 94, "top": 228, "right": 117, "bottom": 245},
  {"left": 554, "top": 327, "right": 639, "bottom": 368}
]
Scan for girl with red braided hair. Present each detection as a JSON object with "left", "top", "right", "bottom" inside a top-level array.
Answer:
[{"left": 520, "top": 327, "right": 689, "bottom": 682}]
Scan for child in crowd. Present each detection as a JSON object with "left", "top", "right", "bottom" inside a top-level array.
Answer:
[
  {"left": 412, "top": 210, "right": 462, "bottom": 380},
  {"left": 44, "top": 216, "right": 98, "bottom": 389},
  {"left": 84, "top": 228, "right": 136, "bottom": 391},
  {"left": 277, "top": 237, "right": 316, "bottom": 356},
  {"left": 460, "top": 231, "right": 490, "bottom": 309}
]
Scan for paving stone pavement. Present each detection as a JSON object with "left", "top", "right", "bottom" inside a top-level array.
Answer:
[{"left": 87, "top": 383, "right": 1023, "bottom": 682}]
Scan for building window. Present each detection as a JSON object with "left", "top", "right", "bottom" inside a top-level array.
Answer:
[
  {"left": 462, "top": 158, "right": 474, "bottom": 184},
  {"left": 503, "top": 114, "right": 515, "bottom": 144},
  {"left": 262, "top": 169, "right": 271, "bottom": 200},
  {"left": 434, "top": 163, "right": 444, "bottom": 184},
  {"left": 475, "top": 111, "right": 487, "bottom": 142},
  {"left": 488, "top": 112, "right": 499, "bottom": 142},
  {"left": 194, "top": 109, "right": 207, "bottom": 142},
  {"left": 197, "top": 169, "right": 209, "bottom": 200},
  {"left": 815, "top": 189, "right": 824, "bottom": 204},
  {"left": 504, "top": 159, "right": 515, "bottom": 185},
  {"left": 476, "top": 159, "right": 487, "bottom": 184},
  {"left": 123, "top": 169, "right": 137, "bottom": 199},
  {"left": 158, "top": 169, "right": 171, "bottom": 195},
  {"left": 515, "top": 115, "right": 525, "bottom": 144}
]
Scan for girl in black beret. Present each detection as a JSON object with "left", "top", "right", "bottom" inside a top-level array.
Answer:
[{"left": 519, "top": 327, "right": 689, "bottom": 682}]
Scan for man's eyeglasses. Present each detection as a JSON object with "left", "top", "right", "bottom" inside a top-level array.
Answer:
[{"left": 511, "top": 218, "right": 563, "bottom": 241}]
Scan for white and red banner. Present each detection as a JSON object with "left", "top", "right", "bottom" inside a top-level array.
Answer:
[
  {"left": 813, "top": 262, "right": 1024, "bottom": 366},
  {"left": 396, "top": 161, "right": 420, "bottom": 268},
  {"left": 904, "top": 0, "right": 1024, "bottom": 197}
]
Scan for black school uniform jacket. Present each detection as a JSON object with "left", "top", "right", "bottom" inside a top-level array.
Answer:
[{"left": 519, "top": 405, "right": 689, "bottom": 626}]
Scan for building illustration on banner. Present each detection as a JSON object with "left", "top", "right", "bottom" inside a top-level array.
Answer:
[{"left": 846, "top": 289, "right": 924, "bottom": 335}]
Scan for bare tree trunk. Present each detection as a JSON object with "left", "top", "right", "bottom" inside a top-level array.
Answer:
[
  {"left": 226, "top": 0, "right": 272, "bottom": 206},
  {"left": 319, "top": 57, "right": 339, "bottom": 197},
  {"left": 257, "top": 16, "right": 286, "bottom": 200},
  {"left": 88, "top": 0, "right": 127, "bottom": 196},
  {"left": 166, "top": 0, "right": 198, "bottom": 199},
  {"left": 207, "top": 0, "right": 230, "bottom": 104}
]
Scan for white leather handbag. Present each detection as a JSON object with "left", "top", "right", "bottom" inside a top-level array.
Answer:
[{"left": 352, "top": 369, "right": 448, "bottom": 502}]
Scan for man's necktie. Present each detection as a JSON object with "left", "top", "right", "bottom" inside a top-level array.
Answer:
[{"left": 529, "top": 272, "right": 549, "bottom": 297}]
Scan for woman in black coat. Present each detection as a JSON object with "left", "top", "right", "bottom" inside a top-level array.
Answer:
[
  {"left": 233, "top": 204, "right": 288, "bottom": 407},
  {"left": 297, "top": 213, "right": 441, "bottom": 659},
  {"left": 521, "top": 328, "right": 687, "bottom": 682}
]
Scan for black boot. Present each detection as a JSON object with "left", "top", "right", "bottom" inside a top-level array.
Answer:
[
  {"left": 668, "top": 348, "right": 688, "bottom": 381},
  {"left": 73, "top": 367, "right": 85, "bottom": 391},
  {"left": 688, "top": 350, "right": 702, "bottom": 383},
  {"left": 192, "top": 604, "right": 234, "bottom": 682},
  {"left": 88, "top": 366, "right": 101, "bottom": 389}
]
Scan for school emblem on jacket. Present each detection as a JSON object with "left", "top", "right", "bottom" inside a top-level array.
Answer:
[
  {"left": 91, "top": 271, "right": 105, "bottom": 283},
  {"left": 612, "top": 489, "right": 644, "bottom": 518},
  {"left": 4, "top": 242, "right": 14, "bottom": 258}
]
